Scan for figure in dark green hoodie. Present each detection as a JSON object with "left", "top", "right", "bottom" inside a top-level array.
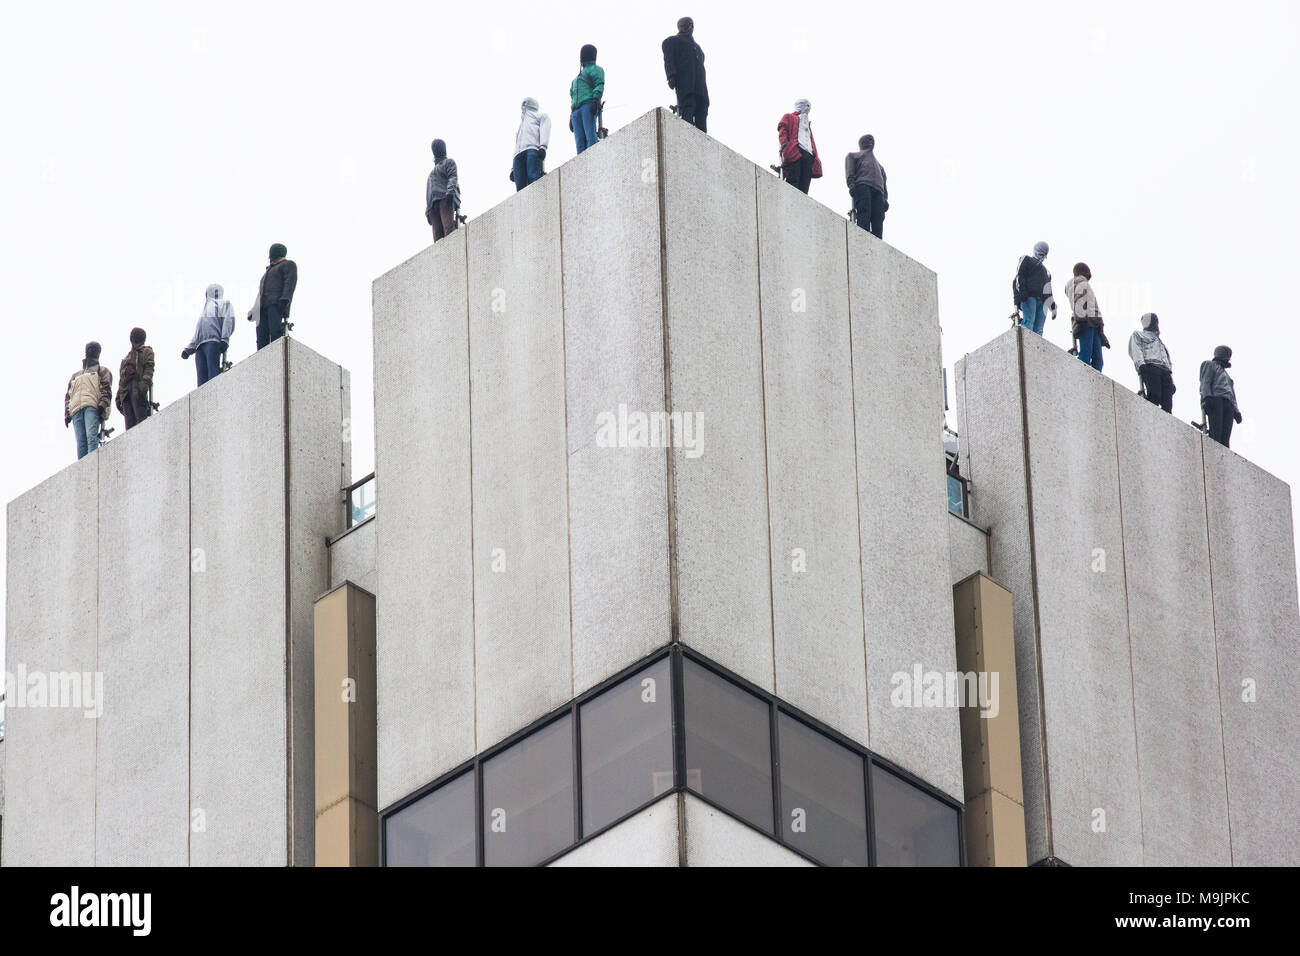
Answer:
[{"left": 570, "top": 44, "right": 604, "bottom": 154}]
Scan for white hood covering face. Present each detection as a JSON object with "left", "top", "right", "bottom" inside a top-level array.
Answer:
[
  {"left": 515, "top": 97, "right": 552, "bottom": 156},
  {"left": 794, "top": 99, "right": 812, "bottom": 153},
  {"left": 189, "top": 283, "right": 236, "bottom": 350}
]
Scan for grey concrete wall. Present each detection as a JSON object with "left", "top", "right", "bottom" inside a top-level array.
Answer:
[
  {"left": 375, "top": 109, "right": 965, "bottom": 817},
  {"left": 948, "top": 514, "right": 990, "bottom": 586},
  {"left": 328, "top": 518, "right": 376, "bottom": 595},
  {"left": 683, "top": 794, "right": 812, "bottom": 866},
  {"left": 4, "top": 336, "right": 345, "bottom": 866},
  {"left": 957, "top": 325, "right": 1300, "bottom": 866},
  {"left": 548, "top": 794, "right": 678, "bottom": 867}
]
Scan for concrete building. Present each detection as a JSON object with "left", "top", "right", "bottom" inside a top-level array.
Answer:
[{"left": 3, "top": 109, "right": 1297, "bottom": 867}]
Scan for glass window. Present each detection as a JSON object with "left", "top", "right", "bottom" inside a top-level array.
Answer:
[
  {"left": 482, "top": 714, "right": 575, "bottom": 866},
  {"left": 947, "top": 473, "right": 965, "bottom": 517},
  {"left": 777, "top": 713, "right": 869, "bottom": 866},
  {"left": 682, "top": 658, "right": 774, "bottom": 834},
  {"left": 384, "top": 771, "right": 476, "bottom": 866},
  {"left": 580, "top": 657, "right": 675, "bottom": 836},
  {"left": 872, "top": 763, "right": 961, "bottom": 866}
]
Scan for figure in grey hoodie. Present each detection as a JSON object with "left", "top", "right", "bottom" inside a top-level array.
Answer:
[
  {"left": 182, "top": 283, "right": 236, "bottom": 388},
  {"left": 845, "top": 134, "right": 888, "bottom": 238},
  {"left": 1128, "top": 312, "right": 1174, "bottom": 412},
  {"left": 1199, "top": 345, "right": 1240, "bottom": 448}
]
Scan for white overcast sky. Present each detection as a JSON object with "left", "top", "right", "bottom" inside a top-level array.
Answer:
[{"left": 2, "top": 0, "right": 1298, "bottom": 676}]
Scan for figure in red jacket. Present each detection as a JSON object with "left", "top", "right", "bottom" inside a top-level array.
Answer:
[{"left": 777, "top": 99, "right": 821, "bottom": 194}]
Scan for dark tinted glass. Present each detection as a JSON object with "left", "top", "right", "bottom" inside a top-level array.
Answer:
[
  {"left": 482, "top": 714, "right": 575, "bottom": 866},
  {"left": 682, "top": 658, "right": 773, "bottom": 833},
  {"left": 872, "top": 763, "right": 961, "bottom": 866},
  {"left": 384, "top": 770, "right": 476, "bottom": 866},
  {"left": 580, "top": 657, "right": 675, "bottom": 835},
  {"left": 778, "top": 713, "right": 868, "bottom": 866}
]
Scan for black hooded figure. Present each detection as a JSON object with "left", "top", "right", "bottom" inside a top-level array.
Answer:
[
  {"left": 256, "top": 243, "right": 297, "bottom": 350},
  {"left": 426, "top": 138, "right": 461, "bottom": 242},
  {"left": 1200, "top": 345, "right": 1242, "bottom": 447},
  {"left": 663, "top": 16, "right": 708, "bottom": 132}
]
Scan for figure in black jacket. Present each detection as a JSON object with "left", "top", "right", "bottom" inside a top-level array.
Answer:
[
  {"left": 663, "top": 17, "right": 708, "bottom": 132},
  {"left": 254, "top": 242, "right": 298, "bottom": 350}
]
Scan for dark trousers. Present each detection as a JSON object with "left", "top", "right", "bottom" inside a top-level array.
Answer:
[
  {"left": 257, "top": 303, "right": 285, "bottom": 350},
  {"left": 1205, "top": 396, "right": 1235, "bottom": 447},
  {"left": 195, "top": 341, "right": 223, "bottom": 385},
  {"left": 121, "top": 384, "right": 151, "bottom": 429},
  {"left": 430, "top": 197, "right": 457, "bottom": 241},
  {"left": 677, "top": 94, "right": 708, "bottom": 133},
  {"left": 1138, "top": 364, "right": 1174, "bottom": 413},
  {"left": 512, "top": 149, "right": 544, "bottom": 191},
  {"left": 850, "top": 183, "right": 886, "bottom": 238},
  {"left": 783, "top": 148, "right": 814, "bottom": 194}
]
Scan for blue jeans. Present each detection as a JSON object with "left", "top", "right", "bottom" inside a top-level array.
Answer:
[
  {"left": 512, "top": 148, "right": 544, "bottom": 191},
  {"left": 72, "top": 406, "right": 100, "bottom": 459},
  {"left": 1077, "top": 326, "right": 1103, "bottom": 371},
  {"left": 196, "top": 340, "right": 223, "bottom": 386},
  {"left": 572, "top": 101, "right": 599, "bottom": 154},
  {"left": 1019, "top": 297, "right": 1046, "bottom": 335}
]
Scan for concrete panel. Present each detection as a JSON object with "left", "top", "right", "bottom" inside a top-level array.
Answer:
[
  {"left": 1018, "top": 332, "right": 1141, "bottom": 865},
  {"left": 189, "top": 341, "right": 288, "bottom": 866},
  {"left": 755, "top": 171, "right": 867, "bottom": 746},
  {"left": 95, "top": 398, "right": 191, "bottom": 865},
  {"left": 683, "top": 793, "right": 812, "bottom": 867},
  {"left": 661, "top": 113, "right": 774, "bottom": 692},
  {"left": 849, "top": 235, "right": 962, "bottom": 801},
  {"left": 560, "top": 113, "right": 672, "bottom": 694},
  {"left": 948, "top": 513, "right": 989, "bottom": 586},
  {"left": 467, "top": 172, "right": 572, "bottom": 750},
  {"left": 328, "top": 518, "right": 376, "bottom": 594},
  {"left": 548, "top": 794, "right": 678, "bottom": 867},
  {"left": 956, "top": 328, "right": 1049, "bottom": 861},
  {"left": 1115, "top": 391, "right": 1230, "bottom": 866},
  {"left": 372, "top": 239, "right": 475, "bottom": 809},
  {"left": 2, "top": 457, "right": 99, "bottom": 865},
  {"left": 286, "top": 339, "right": 350, "bottom": 865},
  {"left": 1203, "top": 439, "right": 1300, "bottom": 866}
]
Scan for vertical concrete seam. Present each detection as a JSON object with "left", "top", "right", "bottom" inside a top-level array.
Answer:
[
  {"left": 1015, "top": 328, "right": 1054, "bottom": 859},
  {"left": 844, "top": 224, "right": 872, "bottom": 744},
  {"left": 187, "top": 395, "right": 193, "bottom": 865},
  {"left": 282, "top": 338, "right": 294, "bottom": 864},
  {"left": 1111, "top": 383, "right": 1146, "bottom": 865},
  {"left": 676, "top": 790, "right": 687, "bottom": 867},
  {"left": 752, "top": 170, "right": 778, "bottom": 692},
  {"left": 654, "top": 110, "right": 681, "bottom": 643},
  {"left": 1201, "top": 434, "right": 1234, "bottom": 864},
  {"left": 464, "top": 226, "right": 479, "bottom": 752},
  {"left": 556, "top": 172, "right": 576, "bottom": 698},
  {"left": 93, "top": 444, "right": 100, "bottom": 864}
]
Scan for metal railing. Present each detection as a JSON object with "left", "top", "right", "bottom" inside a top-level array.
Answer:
[{"left": 343, "top": 472, "right": 376, "bottom": 529}]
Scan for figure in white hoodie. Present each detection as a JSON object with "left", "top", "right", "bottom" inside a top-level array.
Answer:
[
  {"left": 512, "top": 97, "right": 551, "bottom": 192},
  {"left": 182, "top": 284, "right": 236, "bottom": 387},
  {"left": 1129, "top": 312, "right": 1174, "bottom": 413}
]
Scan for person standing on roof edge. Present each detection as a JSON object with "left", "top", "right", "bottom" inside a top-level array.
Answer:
[
  {"left": 778, "top": 99, "right": 821, "bottom": 195},
  {"left": 116, "top": 327, "right": 155, "bottom": 429},
  {"left": 663, "top": 17, "right": 708, "bottom": 132},
  {"left": 845, "top": 134, "right": 888, "bottom": 237},
  {"left": 513, "top": 98, "right": 551, "bottom": 190},
  {"left": 65, "top": 341, "right": 113, "bottom": 460},
  {"left": 252, "top": 244, "right": 297, "bottom": 350},
  {"left": 425, "top": 139, "right": 461, "bottom": 242},
  {"left": 183, "top": 284, "right": 236, "bottom": 385},
  {"left": 1064, "top": 262, "right": 1109, "bottom": 371},
  {"left": 569, "top": 46, "right": 604, "bottom": 154},
  {"left": 1129, "top": 312, "right": 1174, "bottom": 413},
  {"left": 1012, "top": 242, "right": 1057, "bottom": 335},
  {"left": 1200, "top": 346, "right": 1241, "bottom": 447}
]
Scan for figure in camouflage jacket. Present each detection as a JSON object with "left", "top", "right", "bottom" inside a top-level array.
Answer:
[{"left": 117, "top": 327, "right": 155, "bottom": 430}]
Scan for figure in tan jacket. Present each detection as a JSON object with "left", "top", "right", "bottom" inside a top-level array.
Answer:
[{"left": 65, "top": 341, "right": 113, "bottom": 459}]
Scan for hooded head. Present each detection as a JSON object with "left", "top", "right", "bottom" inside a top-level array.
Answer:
[
  {"left": 269, "top": 243, "right": 287, "bottom": 261},
  {"left": 677, "top": 17, "right": 694, "bottom": 35},
  {"left": 794, "top": 98, "right": 811, "bottom": 114},
  {"left": 206, "top": 283, "right": 224, "bottom": 301},
  {"left": 580, "top": 44, "right": 597, "bottom": 64},
  {"left": 130, "top": 327, "right": 147, "bottom": 346},
  {"left": 1072, "top": 262, "right": 1091, "bottom": 280},
  {"left": 1213, "top": 345, "right": 1233, "bottom": 366},
  {"left": 1140, "top": 312, "right": 1159, "bottom": 333},
  {"left": 431, "top": 138, "right": 447, "bottom": 161},
  {"left": 859, "top": 134, "right": 875, "bottom": 150},
  {"left": 85, "top": 341, "right": 102, "bottom": 362},
  {"left": 521, "top": 97, "right": 539, "bottom": 114},
  {"left": 1033, "top": 241, "right": 1049, "bottom": 260}
]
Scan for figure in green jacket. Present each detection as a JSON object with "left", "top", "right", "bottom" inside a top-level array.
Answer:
[{"left": 570, "top": 44, "right": 604, "bottom": 154}]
